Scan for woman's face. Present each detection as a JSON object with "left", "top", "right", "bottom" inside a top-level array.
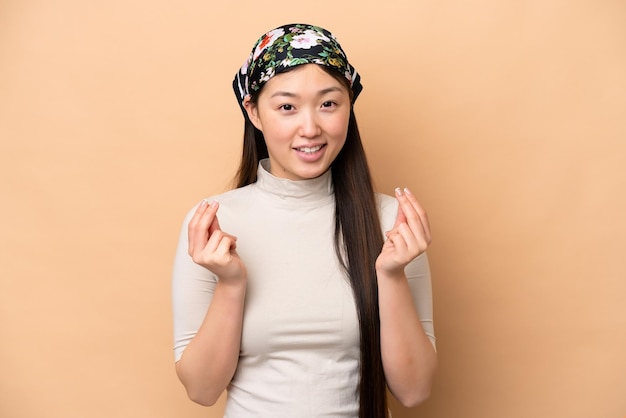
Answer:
[{"left": 245, "top": 64, "right": 351, "bottom": 181}]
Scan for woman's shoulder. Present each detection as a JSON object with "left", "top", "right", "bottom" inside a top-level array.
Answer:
[
  {"left": 181, "top": 184, "right": 257, "bottom": 223},
  {"left": 203, "top": 183, "right": 256, "bottom": 205},
  {"left": 375, "top": 192, "right": 398, "bottom": 213},
  {"left": 375, "top": 192, "right": 398, "bottom": 230}
]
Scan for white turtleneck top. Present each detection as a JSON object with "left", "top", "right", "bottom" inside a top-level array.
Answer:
[{"left": 172, "top": 160, "right": 435, "bottom": 417}]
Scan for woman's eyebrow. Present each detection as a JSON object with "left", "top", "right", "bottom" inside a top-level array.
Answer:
[
  {"left": 269, "top": 91, "right": 298, "bottom": 98},
  {"left": 318, "top": 86, "right": 344, "bottom": 95}
]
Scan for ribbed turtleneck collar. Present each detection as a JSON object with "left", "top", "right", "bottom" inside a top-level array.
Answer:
[{"left": 254, "top": 159, "right": 334, "bottom": 206}]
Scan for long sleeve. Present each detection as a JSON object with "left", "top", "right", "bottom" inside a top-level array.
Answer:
[{"left": 171, "top": 206, "right": 219, "bottom": 362}]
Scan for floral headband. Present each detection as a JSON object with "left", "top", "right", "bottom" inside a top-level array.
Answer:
[{"left": 233, "top": 23, "right": 363, "bottom": 114}]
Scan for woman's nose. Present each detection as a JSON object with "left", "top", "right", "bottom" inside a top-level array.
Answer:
[{"left": 298, "top": 110, "right": 321, "bottom": 138}]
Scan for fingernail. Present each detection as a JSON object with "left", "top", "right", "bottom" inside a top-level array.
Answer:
[
  {"left": 200, "top": 199, "right": 209, "bottom": 207},
  {"left": 209, "top": 200, "right": 219, "bottom": 208},
  {"left": 404, "top": 187, "right": 412, "bottom": 196},
  {"left": 395, "top": 187, "right": 404, "bottom": 197}
]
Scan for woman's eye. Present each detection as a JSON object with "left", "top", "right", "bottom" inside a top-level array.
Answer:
[
  {"left": 280, "top": 104, "right": 294, "bottom": 111},
  {"left": 322, "top": 101, "right": 335, "bottom": 108}
]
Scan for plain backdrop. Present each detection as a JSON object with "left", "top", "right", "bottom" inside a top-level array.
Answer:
[{"left": 1, "top": 1, "right": 625, "bottom": 417}]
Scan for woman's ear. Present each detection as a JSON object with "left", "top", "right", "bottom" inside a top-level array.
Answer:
[{"left": 243, "top": 96, "right": 262, "bottom": 132}]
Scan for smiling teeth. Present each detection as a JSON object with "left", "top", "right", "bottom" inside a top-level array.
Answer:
[{"left": 297, "top": 145, "right": 323, "bottom": 154}]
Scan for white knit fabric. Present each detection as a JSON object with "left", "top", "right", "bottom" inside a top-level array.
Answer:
[{"left": 172, "top": 160, "right": 435, "bottom": 417}]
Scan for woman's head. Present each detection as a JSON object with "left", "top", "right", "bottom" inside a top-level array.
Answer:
[{"left": 233, "top": 24, "right": 363, "bottom": 183}]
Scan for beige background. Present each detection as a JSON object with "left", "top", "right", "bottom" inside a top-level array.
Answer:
[{"left": 1, "top": 1, "right": 625, "bottom": 417}]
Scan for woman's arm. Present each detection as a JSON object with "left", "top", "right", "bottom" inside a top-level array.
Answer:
[
  {"left": 376, "top": 188, "right": 438, "bottom": 407},
  {"left": 378, "top": 265, "right": 437, "bottom": 407},
  {"left": 175, "top": 279, "right": 246, "bottom": 406},
  {"left": 173, "top": 200, "right": 247, "bottom": 406}
]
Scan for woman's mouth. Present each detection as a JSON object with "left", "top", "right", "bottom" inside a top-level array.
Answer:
[{"left": 294, "top": 144, "right": 325, "bottom": 155}]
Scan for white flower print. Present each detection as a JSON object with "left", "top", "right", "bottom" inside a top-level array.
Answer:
[
  {"left": 290, "top": 29, "right": 329, "bottom": 49},
  {"left": 259, "top": 66, "right": 276, "bottom": 83},
  {"left": 253, "top": 28, "right": 285, "bottom": 60}
]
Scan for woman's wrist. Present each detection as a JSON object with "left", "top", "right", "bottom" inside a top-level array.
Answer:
[
  {"left": 215, "top": 276, "right": 247, "bottom": 299},
  {"left": 376, "top": 267, "right": 406, "bottom": 283}
]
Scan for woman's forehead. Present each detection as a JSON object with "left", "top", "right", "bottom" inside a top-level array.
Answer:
[{"left": 261, "top": 65, "right": 348, "bottom": 97}]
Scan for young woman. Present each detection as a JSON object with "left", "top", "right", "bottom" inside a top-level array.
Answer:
[{"left": 172, "top": 23, "right": 437, "bottom": 418}]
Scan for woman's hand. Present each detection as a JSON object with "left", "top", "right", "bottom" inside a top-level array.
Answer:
[
  {"left": 376, "top": 187, "right": 432, "bottom": 277},
  {"left": 188, "top": 200, "right": 247, "bottom": 282}
]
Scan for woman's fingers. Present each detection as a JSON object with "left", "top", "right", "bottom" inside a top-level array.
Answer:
[
  {"left": 186, "top": 200, "right": 246, "bottom": 281},
  {"left": 378, "top": 189, "right": 432, "bottom": 274},
  {"left": 187, "top": 200, "right": 208, "bottom": 255},
  {"left": 188, "top": 200, "right": 219, "bottom": 257},
  {"left": 394, "top": 187, "right": 431, "bottom": 246},
  {"left": 205, "top": 228, "right": 237, "bottom": 254},
  {"left": 387, "top": 222, "right": 424, "bottom": 259},
  {"left": 215, "top": 233, "right": 237, "bottom": 257},
  {"left": 403, "top": 188, "right": 432, "bottom": 243},
  {"left": 386, "top": 228, "right": 408, "bottom": 254},
  {"left": 208, "top": 209, "right": 222, "bottom": 235},
  {"left": 392, "top": 194, "right": 407, "bottom": 229}
]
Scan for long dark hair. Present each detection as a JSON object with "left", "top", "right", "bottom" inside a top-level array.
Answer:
[{"left": 234, "top": 67, "right": 387, "bottom": 418}]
